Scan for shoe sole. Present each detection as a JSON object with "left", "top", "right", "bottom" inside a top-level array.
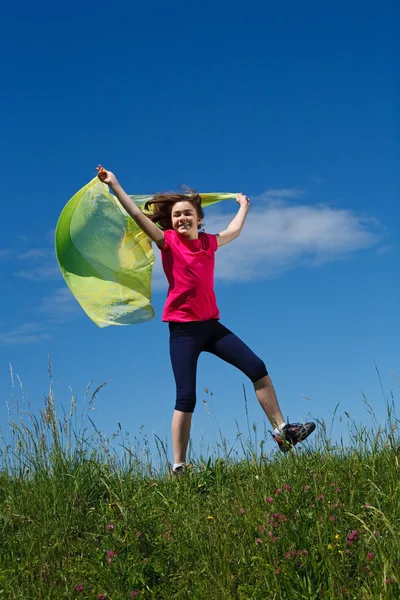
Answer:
[{"left": 275, "top": 423, "right": 316, "bottom": 452}]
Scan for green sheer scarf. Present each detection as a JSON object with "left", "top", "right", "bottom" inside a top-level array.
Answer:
[{"left": 55, "top": 177, "right": 237, "bottom": 327}]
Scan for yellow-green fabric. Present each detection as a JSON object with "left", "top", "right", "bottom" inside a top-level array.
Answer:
[{"left": 55, "top": 177, "right": 237, "bottom": 327}]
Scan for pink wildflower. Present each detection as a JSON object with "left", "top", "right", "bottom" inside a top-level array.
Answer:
[
  {"left": 347, "top": 529, "right": 359, "bottom": 542},
  {"left": 329, "top": 515, "right": 335, "bottom": 521},
  {"left": 335, "top": 487, "right": 341, "bottom": 493},
  {"left": 266, "top": 496, "right": 273, "bottom": 503},
  {"left": 258, "top": 525, "right": 264, "bottom": 533},
  {"left": 106, "top": 549, "right": 118, "bottom": 564},
  {"left": 367, "top": 552, "right": 375, "bottom": 561},
  {"left": 135, "top": 531, "right": 142, "bottom": 538},
  {"left": 255, "top": 537, "right": 262, "bottom": 544},
  {"left": 318, "top": 494, "right": 324, "bottom": 500},
  {"left": 98, "top": 595, "right": 106, "bottom": 600},
  {"left": 275, "top": 567, "right": 282, "bottom": 574},
  {"left": 284, "top": 484, "right": 292, "bottom": 491},
  {"left": 275, "top": 488, "right": 282, "bottom": 495},
  {"left": 304, "top": 485, "right": 310, "bottom": 491},
  {"left": 131, "top": 592, "right": 138, "bottom": 598},
  {"left": 75, "top": 585, "right": 84, "bottom": 593},
  {"left": 106, "top": 523, "right": 115, "bottom": 531},
  {"left": 238, "top": 507, "right": 245, "bottom": 514}
]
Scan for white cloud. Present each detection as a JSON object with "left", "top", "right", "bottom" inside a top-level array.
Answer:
[
  {"left": 254, "top": 188, "right": 305, "bottom": 201},
  {"left": 204, "top": 201, "right": 382, "bottom": 281},
  {"left": 0, "top": 322, "right": 52, "bottom": 346}
]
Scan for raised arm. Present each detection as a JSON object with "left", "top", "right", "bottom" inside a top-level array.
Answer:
[
  {"left": 216, "top": 193, "right": 250, "bottom": 248},
  {"left": 97, "top": 166, "right": 165, "bottom": 249}
]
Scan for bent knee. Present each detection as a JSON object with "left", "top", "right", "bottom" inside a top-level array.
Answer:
[{"left": 249, "top": 361, "right": 268, "bottom": 383}]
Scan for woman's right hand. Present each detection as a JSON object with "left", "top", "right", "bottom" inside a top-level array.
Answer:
[{"left": 97, "top": 165, "right": 117, "bottom": 187}]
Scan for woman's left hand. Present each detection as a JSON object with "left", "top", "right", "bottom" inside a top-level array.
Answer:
[{"left": 236, "top": 193, "right": 250, "bottom": 207}]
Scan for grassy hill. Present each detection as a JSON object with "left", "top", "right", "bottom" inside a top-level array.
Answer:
[{"left": 0, "top": 374, "right": 399, "bottom": 599}]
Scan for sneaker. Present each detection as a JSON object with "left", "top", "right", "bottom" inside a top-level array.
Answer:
[
  {"left": 273, "top": 422, "right": 316, "bottom": 452},
  {"left": 170, "top": 465, "right": 185, "bottom": 476}
]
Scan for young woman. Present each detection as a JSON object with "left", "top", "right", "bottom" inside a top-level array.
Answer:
[{"left": 97, "top": 166, "right": 315, "bottom": 472}]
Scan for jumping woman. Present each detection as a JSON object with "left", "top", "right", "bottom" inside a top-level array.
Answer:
[{"left": 97, "top": 166, "right": 316, "bottom": 472}]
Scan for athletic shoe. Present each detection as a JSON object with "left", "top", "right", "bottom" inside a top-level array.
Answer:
[
  {"left": 171, "top": 465, "right": 185, "bottom": 476},
  {"left": 273, "top": 422, "right": 316, "bottom": 452}
]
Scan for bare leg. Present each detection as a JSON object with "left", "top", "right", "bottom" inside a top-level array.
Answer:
[
  {"left": 172, "top": 410, "right": 192, "bottom": 464},
  {"left": 254, "top": 375, "right": 285, "bottom": 429}
]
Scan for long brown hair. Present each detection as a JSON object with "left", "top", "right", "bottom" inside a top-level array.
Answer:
[{"left": 143, "top": 186, "right": 205, "bottom": 231}]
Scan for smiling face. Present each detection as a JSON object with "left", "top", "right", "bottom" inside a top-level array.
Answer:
[{"left": 171, "top": 200, "right": 201, "bottom": 239}]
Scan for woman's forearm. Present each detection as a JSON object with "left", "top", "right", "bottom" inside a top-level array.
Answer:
[
  {"left": 226, "top": 204, "right": 250, "bottom": 234},
  {"left": 109, "top": 181, "right": 165, "bottom": 246},
  {"left": 110, "top": 181, "right": 141, "bottom": 219}
]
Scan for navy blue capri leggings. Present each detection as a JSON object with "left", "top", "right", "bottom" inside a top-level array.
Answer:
[{"left": 169, "top": 319, "right": 268, "bottom": 413}]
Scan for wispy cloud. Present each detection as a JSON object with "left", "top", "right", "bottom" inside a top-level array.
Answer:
[
  {"left": 14, "top": 265, "right": 61, "bottom": 281},
  {"left": 254, "top": 188, "right": 305, "bottom": 201},
  {"left": 14, "top": 247, "right": 61, "bottom": 281},
  {"left": 0, "top": 323, "right": 52, "bottom": 346},
  {"left": 0, "top": 289, "right": 79, "bottom": 345},
  {"left": 0, "top": 249, "right": 12, "bottom": 260},
  {"left": 310, "top": 175, "right": 322, "bottom": 186},
  {"left": 38, "top": 287, "right": 81, "bottom": 316},
  {"left": 45, "top": 229, "right": 55, "bottom": 244},
  {"left": 18, "top": 248, "right": 51, "bottom": 260},
  {"left": 208, "top": 201, "right": 382, "bottom": 281}
]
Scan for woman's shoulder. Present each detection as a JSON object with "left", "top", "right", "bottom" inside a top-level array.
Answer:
[
  {"left": 199, "top": 232, "right": 217, "bottom": 250},
  {"left": 160, "top": 228, "right": 177, "bottom": 251}
]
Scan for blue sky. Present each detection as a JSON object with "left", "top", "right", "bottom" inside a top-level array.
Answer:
[{"left": 1, "top": 2, "right": 398, "bottom": 465}]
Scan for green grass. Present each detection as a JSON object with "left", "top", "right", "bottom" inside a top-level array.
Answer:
[{"left": 1, "top": 366, "right": 399, "bottom": 599}]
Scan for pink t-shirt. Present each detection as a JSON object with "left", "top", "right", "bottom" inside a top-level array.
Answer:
[{"left": 160, "top": 229, "right": 219, "bottom": 322}]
